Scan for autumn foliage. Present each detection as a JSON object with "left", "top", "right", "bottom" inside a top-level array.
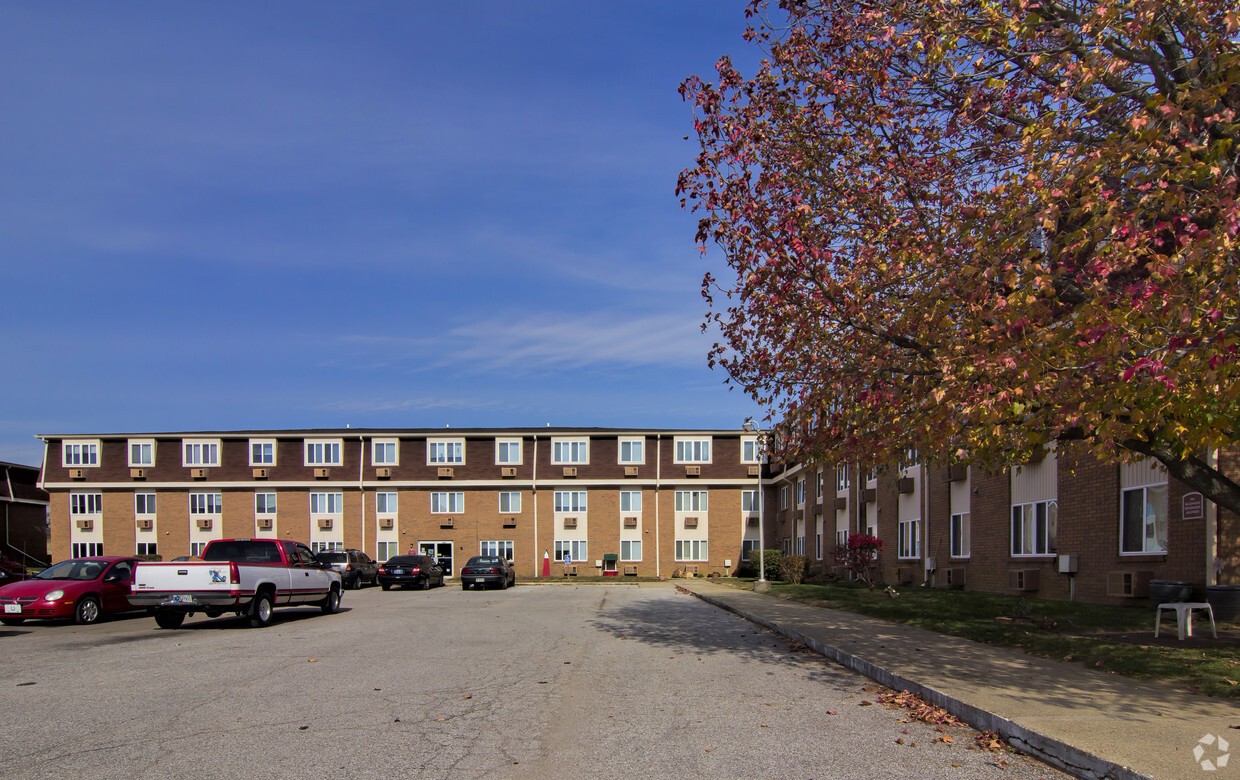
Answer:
[
  {"left": 680, "top": 1, "right": 1240, "bottom": 511},
  {"left": 833, "top": 534, "right": 884, "bottom": 588}
]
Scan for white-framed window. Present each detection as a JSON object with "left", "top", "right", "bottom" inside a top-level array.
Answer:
[
  {"left": 71, "top": 493, "right": 102, "bottom": 515},
  {"left": 865, "top": 466, "right": 878, "bottom": 484},
  {"left": 795, "top": 535, "right": 805, "bottom": 555},
  {"left": 496, "top": 439, "right": 523, "bottom": 465},
  {"left": 780, "top": 485, "right": 790, "bottom": 510},
  {"left": 305, "top": 439, "right": 342, "bottom": 466},
  {"left": 951, "top": 512, "right": 971, "bottom": 558},
  {"left": 741, "top": 490, "right": 759, "bottom": 512},
  {"left": 619, "top": 490, "right": 642, "bottom": 513},
  {"left": 136, "top": 542, "right": 158, "bottom": 556},
  {"left": 190, "top": 493, "right": 223, "bottom": 515},
  {"left": 63, "top": 441, "right": 99, "bottom": 467},
  {"left": 795, "top": 479, "right": 805, "bottom": 506},
  {"left": 372, "top": 439, "right": 399, "bottom": 466},
  {"left": 816, "top": 530, "right": 823, "bottom": 559},
  {"left": 618, "top": 438, "right": 644, "bottom": 464},
  {"left": 900, "top": 448, "right": 921, "bottom": 469},
  {"left": 376, "top": 492, "right": 397, "bottom": 514},
  {"left": 498, "top": 491, "right": 521, "bottom": 513},
  {"left": 73, "top": 542, "right": 103, "bottom": 557},
  {"left": 898, "top": 518, "right": 920, "bottom": 559},
  {"left": 255, "top": 493, "right": 276, "bottom": 515},
  {"left": 128, "top": 439, "right": 155, "bottom": 467},
  {"left": 552, "top": 439, "right": 589, "bottom": 464},
  {"left": 481, "top": 540, "right": 514, "bottom": 559},
  {"left": 835, "top": 465, "right": 850, "bottom": 492},
  {"left": 428, "top": 439, "right": 464, "bottom": 465},
  {"left": 835, "top": 529, "right": 848, "bottom": 548},
  {"left": 183, "top": 439, "right": 220, "bottom": 467},
  {"left": 674, "top": 437, "right": 712, "bottom": 463},
  {"left": 675, "top": 539, "right": 709, "bottom": 561},
  {"left": 190, "top": 541, "right": 207, "bottom": 557},
  {"left": 431, "top": 492, "right": 464, "bottom": 514},
  {"left": 741, "top": 436, "right": 760, "bottom": 463},
  {"left": 249, "top": 439, "right": 276, "bottom": 466},
  {"left": 312, "top": 541, "right": 344, "bottom": 553},
  {"left": 135, "top": 493, "right": 156, "bottom": 516},
  {"left": 816, "top": 470, "right": 824, "bottom": 498},
  {"left": 1121, "top": 484, "right": 1168, "bottom": 554},
  {"left": 1011, "top": 500, "right": 1057, "bottom": 557},
  {"left": 554, "top": 491, "right": 587, "bottom": 513},
  {"left": 377, "top": 541, "right": 399, "bottom": 562},
  {"left": 554, "top": 540, "right": 587, "bottom": 563},
  {"left": 674, "top": 490, "right": 708, "bottom": 512},
  {"left": 309, "top": 492, "right": 343, "bottom": 514},
  {"left": 620, "top": 540, "right": 642, "bottom": 561}
]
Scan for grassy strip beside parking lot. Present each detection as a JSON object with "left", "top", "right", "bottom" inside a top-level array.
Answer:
[{"left": 719, "top": 579, "right": 1240, "bottom": 698}]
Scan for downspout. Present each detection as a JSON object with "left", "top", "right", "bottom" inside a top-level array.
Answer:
[
  {"left": 655, "top": 434, "right": 662, "bottom": 579},
  {"left": 1207, "top": 447, "right": 1219, "bottom": 586},
  {"left": 358, "top": 435, "right": 367, "bottom": 558},
  {"left": 532, "top": 434, "right": 539, "bottom": 577},
  {"left": 922, "top": 460, "right": 931, "bottom": 587}
]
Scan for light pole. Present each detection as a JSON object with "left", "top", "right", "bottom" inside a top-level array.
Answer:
[{"left": 742, "top": 418, "right": 765, "bottom": 583}]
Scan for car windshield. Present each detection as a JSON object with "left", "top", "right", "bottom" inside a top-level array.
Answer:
[
  {"left": 317, "top": 552, "right": 347, "bottom": 563},
  {"left": 35, "top": 559, "right": 106, "bottom": 581},
  {"left": 385, "top": 556, "right": 419, "bottom": 566},
  {"left": 467, "top": 557, "right": 502, "bottom": 566}
]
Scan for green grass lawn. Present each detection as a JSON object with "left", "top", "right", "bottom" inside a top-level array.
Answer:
[{"left": 719, "top": 578, "right": 1240, "bottom": 698}]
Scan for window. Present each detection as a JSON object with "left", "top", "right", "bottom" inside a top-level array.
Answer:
[
  {"left": 552, "top": 439, "right": 588, "bottom": 464},
  {"left": 618, "top": 438, "right": 644, "bottom": 464},
  {"left": 741, "top": 540, "right": 760, "bottom": 562},
  {"left": 835, "top": 465, "right": 850, "bottom": 492},
  {"left": 71, "top": 493, "right": 102, "bottom": 515},
  {"left": 741, "top": 490, "right": 759, "bottom": 512},
  {"left": 1121, "top": 484, "right": 1168, "bottom": 554},
  {"left": 305, "top": 439, "right": 342, "bottom": 466},
  {"left": 135, "top": 493, "right": 156, "bottom": 516},
  {"left": 498, "top": 492, "right": 521, "bottom": 513},
  {"left": 190, "top": 493, "right": 222, "bottom": 515},
  {"left": 674, "top": 490, "right": 708, "bottom": 512},
  {"left": 428, "top": 439, "right": 464, "bottom": 464},
  {"left": 795, "top": 479, "right": 805, "bottom": 506},
  {"left": 255, "top": 493, "right": 276, "bottom": 515},
  {"left": 898, "top": 519, "right": 921, "bottom": 559},
  {"left": 309, "top": 492, "right": 343, "bottom": 514},
  {"left": 619, "top": 491, "right": 642, "bottom": 513},
  {"left": 675, "top": 539, "right": 708, "bottom": 561},
  {"left": 741, "top": 437, "right": 759, "bottom": 463},
  {"left": 431, "top": 492, "right": 464, "bottom": 514},
  {"left": 795, "top": 535, "right": 805, "bottom": 555},
  {"left": 674, "top": 437, "right": 711, "bottom": 463},
  {"left": 481, "top": 540, "right": 514, "bottom": 559},
  {"left": 554, "top": 540, "right": 587, "bottom": 563},
  {"left": 250, "top": 440, "right": 275, "bottom": 466},
  {"left": 63, "top": 441, "right": 99, "bottom": 467},
  {"left": 780, "top": 485, "right": 790, "bottom": 510},
  {"left": 372, "top": 439, "right": 399, "bottom": 466},
  {"left": 951, "top": 512, "right": 971, "bottom": 558},
  {"left": 816, "top": 530, "right": 823, "bottom": 559},
  {"left": 136, "top": 542, "right": 157, "bottom": 556},
  {"left": 377, "top": 541, "right": 398, "bottom": 562},
  {"left": 190, "top": 542, "right": 207, "bottom": 557},
  {"left": 72, "top": 542, "right": 103, "bottom": 557},
  {"left": 129, "top": 440, "right": 154, "bottom": 467},
  {"left": 554, "top": 491, "right": 587, "bottom": 513},
  {"left": 1011, "top": 500, "right": 1057, "bottom": 556},
  {"left": 865, "top": 466, "right": 878, "bottom": 484},
  {"left": 900, "top": 448, "right": 921, "bottom": 469},
  {"left": 816, "top": 470, "right": 824, "bottom": 499},
  {"left": 376, "top": 492, "right": 397, "bottom": 514},
  {"left": 183, "top": 440, "right": 220, "bottom": 467},
  {"left": 312, "top": 541, "right": 344, "bottom": 553},
  {"left": 496, "top": 439, "right": 522, "bottom": 464},
  {"left": 620, "top": 540, "right": 642, "bottom": 561}
]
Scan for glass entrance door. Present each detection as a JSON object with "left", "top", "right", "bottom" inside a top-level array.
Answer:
[{"left": 420, "top": 541, "right": 454, "bottom": 579}]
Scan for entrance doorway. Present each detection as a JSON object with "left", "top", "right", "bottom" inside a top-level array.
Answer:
[{"left": 420, "top": 541, "right": 454, "bottom": 579}]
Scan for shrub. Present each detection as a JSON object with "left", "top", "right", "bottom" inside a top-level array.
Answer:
[
  {"left": 780, "top": 554, "right": 809, "bottom": 584},
  {"left": 833, "top": 534, "right": 884, "bottom": 589},
  {"left": 747, "top": 548, "right": 784, "bottom": 579}
]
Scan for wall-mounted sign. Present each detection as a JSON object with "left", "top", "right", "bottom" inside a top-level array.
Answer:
[{"left": 1182, "top": 492, "right": 1205, "bottom": 520}]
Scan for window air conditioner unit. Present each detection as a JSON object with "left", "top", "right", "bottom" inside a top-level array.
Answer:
[
  {"left": 196, "top": 518, "right": 212, "bottom": 530},
  {"left": 379, "top": 517, "right": 394, "bottom": 529},
  {"left": 862, "top": 488, "right": 877, "bottom": 503},
  {"left": 75, "top": 518, "right": 93, "bottom": 530},
  {"left": 747, "top": 516, "right": 759, "bottom": 526},
  {"left": 253, "top": 468, "right": 268, "bottom": 479},
  {"left": 833, "top": 497, "right": 847, "bottom": 511},
  {"left": 947, "top": 465, "right": 968, "bottom": 482},
  {"left": 682, "top": 565, "right": 699, "bottom": 576},
  {"left": 623, "top": 516, "right": 638, "bottom": 529},
  {"left": 624, "top": 565, "right": 638, "bottom": 575},
  {"left": 69, "top": 468, "right": 85, "bottom": 480},
  {"left": 897, "top": 477, "right": 915, "bottom": 494},
  {"left": 1106, "top": 570, "right": 1153, "bottom": 598},
  {"left": 376, "top": 467, "right": 391, "bottom": 478},
  {"left": 946, "top": 567, "right": 966, "bottom": 588},
  {"left": 685, "top": 465, "right": 701, "bottom": 476},
  {"left": 748, "top": 465, "right": 760, "bottom": 476},
  {"left": 894, "top": 566, "right": 915, "bottom": 584},
  {"left": 314, "top": 468, "right": 330, "bottom": 478},
  {"left": 502, "top": 517, "right": 517, "bottom": 528},
  {"left": 136, "top": 518, "right": 153, "bottom": 530},
  {"left": 684, "top": 517, "right": 698, "bottom": 529},
  {"left": 191, "top": 468, "right": 207, "bottom": 479},
  {"left": 563, "top": 517, "right": 577, "bottom": 529},
  {"left": 1009, "top": 569, "right": 1040, "bottom": 591},
  {"left": 501, "top": 466, "right": 517, "bottom": 478},
  {"left": 317, "top": 518, "right": 333, "bottom": 530},
  {"left": 562, "top": 467, "right": 577, "bottom": 477},
  {"left": 130, "top": 468, "right": 146, "bottom": 479},
  {"left": 256, "top": 517, "right": 273, "bottom": 530},
  {"left": 437, "top": 467, "right": 454, "bottom": 478},
  {"left": 440, "top": 517, "right": 454, "bottom": 529},
  {"left": 624, "top": 466, "right": 639, "bottom": 477}
]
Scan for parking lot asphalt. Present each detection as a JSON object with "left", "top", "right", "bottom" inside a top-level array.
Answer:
[{"left": 1, "top": 583, "right": 1065, "bottom": 779}]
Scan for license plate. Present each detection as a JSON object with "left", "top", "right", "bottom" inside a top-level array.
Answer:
[
  {"left": 3, "top": 604, "right": 20, "bottom": 614},
  {"left": 392, "top": 569, "right": 405, "bottom": 574},
  {"left": 169, "top": 595, "right": 195, "bottom": 604},
  {"left": 475, "top": 578, "right": 486, "bottom": 583}
]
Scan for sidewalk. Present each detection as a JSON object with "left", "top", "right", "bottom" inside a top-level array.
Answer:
[{"left": 675, "top": 580, "right": 1237, "bottom": 780}]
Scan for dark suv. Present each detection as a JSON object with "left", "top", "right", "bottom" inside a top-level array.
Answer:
[
  {"left": 315, "top": 549, "right": 378, "bottom": 590},
  {"left": 376, "top": 554, "right": 444, "bottom": 590}
]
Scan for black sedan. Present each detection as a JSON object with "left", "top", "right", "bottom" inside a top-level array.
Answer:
[
  {"left": 460, "top": 556, "right": 515, "bottom": 590},
  {"left": 376, "top": 555, "right": 444, "bottom": 590}
]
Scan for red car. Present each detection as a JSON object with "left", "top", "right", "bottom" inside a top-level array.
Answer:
[{"left": 0, "top": 556, "right": 141, "bottom": 625}]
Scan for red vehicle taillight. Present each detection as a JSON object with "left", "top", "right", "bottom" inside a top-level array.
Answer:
[
  {"left": 229, "top": 562, "right": 240, "bottom": 585},
  {"left": 411, "top": 567, "right": 421, "bottom": 574},
  {"left": 377, "top": 567, "right": 387, "bottom": 574},
  {"left": 345, "top": 564, "right": 354, "bottom": 571}
]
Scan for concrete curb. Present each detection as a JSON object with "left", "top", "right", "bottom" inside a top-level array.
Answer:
[{"left": 676, "top": 584, "right": 1153, "bottom": 780}]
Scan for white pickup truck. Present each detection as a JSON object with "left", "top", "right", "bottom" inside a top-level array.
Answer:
[{"left": 129, "top": 538, "right": 343, "bottom": 629}]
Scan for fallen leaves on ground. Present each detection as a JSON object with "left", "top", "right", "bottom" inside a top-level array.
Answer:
[{"left": 877, "top": 690, "right": 966, "bottom": 726}]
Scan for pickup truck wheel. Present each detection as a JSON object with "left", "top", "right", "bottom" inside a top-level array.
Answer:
[
  {"left": 154, "top": 610, "right": 186, "bottom": 629},
  {"left": 321, "top": 587, "right": 341, "bottom": 614},
  {"left": 248, "top": 592, "right": 274, "bottom": 628},
  {"left": 74, "top": 595, "right": 102, "bottom": 625}
]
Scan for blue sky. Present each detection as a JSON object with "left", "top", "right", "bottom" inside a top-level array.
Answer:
[{"left": 0, "top": 1, "right": 762, "bottom": 467}]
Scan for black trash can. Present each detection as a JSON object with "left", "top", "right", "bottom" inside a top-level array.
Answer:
[
  {"left": 1148, "top": 579, "right": 1192, "bottom": 603},
  {"left": 1206, "top": 585, "right": 1240, "bottom": 623}
]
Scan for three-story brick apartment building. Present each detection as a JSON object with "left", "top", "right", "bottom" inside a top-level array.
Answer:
[{"left": 37, "top": 427, "right": 765, "bottom": 580}]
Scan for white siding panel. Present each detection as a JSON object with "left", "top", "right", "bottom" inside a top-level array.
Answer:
[{"left": 1011, "top": 447, "right": 1058, "bottom": 505}]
